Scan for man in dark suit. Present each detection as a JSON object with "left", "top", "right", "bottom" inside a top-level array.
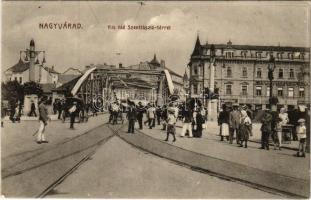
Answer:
[
  {"left": 260, "top": 108, "right": 273, "bottom": 150},
  {"left": 136, "top": 102, "right": 145, "bottom": 129},
  {"left": 127, "top": 102, "right": 137, "bottom": 134}
]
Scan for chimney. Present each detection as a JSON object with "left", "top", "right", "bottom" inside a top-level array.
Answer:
[
  {"left": 160, "top": 60, "right": 165, "bottom": 68},
  {"left": 119, "top": 63, "right": 123, "bottom": 68}
]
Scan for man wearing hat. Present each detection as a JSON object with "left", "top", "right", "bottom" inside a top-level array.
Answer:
[
  {"left": 127, "top": 102, "right": 137, "bottom": 134},
  {"left": 69, "top": 101, "right": 78, "bottom": 129},
  {"left": 136, "top": 102, "right": 145, "bottom": 130},
  {"left": 37, "top": 96, "right": 50, "bottom": 144},
  {"left": 296, "top": 118, "right": 307, "bottom": 157},
  {"left": 260, "top": 108, "right": 273, "bottom": 150},
  {"left": 229, "top": 103, "right": 241, "bottom": 144}
]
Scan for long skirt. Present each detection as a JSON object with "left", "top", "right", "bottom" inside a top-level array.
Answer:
[{"left": 221, "top": 123, "right": 229, "bottom": 136}]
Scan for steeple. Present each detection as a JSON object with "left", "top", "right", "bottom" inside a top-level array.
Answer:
[
  {"left": 150, "top": 54, "right": 160, "bottom": 67},
  {"left": 183, "top": 70, "right": 189, "bottom": 81},
  {"left": 191, "top": 35, "right": 202, "bottom": 56},
  {"left": 30, "top": 39, "right": 35, "bottom": 47}
]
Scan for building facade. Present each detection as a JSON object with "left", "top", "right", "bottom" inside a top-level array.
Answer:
[{"left": 189, "top": 36, "right": 310, "bottom": 111}]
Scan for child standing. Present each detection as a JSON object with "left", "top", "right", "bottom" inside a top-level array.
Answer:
[
  {"left": 164, "top": 109, "right": 176, "bottom": 142},
  {"left": 296, "top": 119, "right": 307, "bottom": 157}
]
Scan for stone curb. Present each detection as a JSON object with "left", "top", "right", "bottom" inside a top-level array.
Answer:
[{"left": 175, "top": 125, "right": 299, "bottom": 151}]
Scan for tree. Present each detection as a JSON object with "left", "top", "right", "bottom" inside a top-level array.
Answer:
[
  {"left": 1, "top": 80, "right": 24, "bottom": 106},
  {"left": 23, "top": 81, "right": 43, "bottom": 97}
]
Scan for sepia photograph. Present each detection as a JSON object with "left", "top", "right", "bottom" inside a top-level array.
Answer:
[{"left": 1, "top": 1, "right": 310, "bottom": 198}]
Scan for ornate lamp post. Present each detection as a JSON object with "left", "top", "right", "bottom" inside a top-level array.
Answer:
[{"left": 267, "top": 55, "right": 278, "bottom": 107}]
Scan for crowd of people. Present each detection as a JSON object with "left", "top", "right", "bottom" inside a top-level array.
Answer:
[
  {"left": 218, "top": 103, "right": 309, "bottom": 157},
  {"left": 107, "top": 100, "right": 309, "bottom": 158},
  {"left": 108, "top": 100, "right": 208, "bottom": 142}
]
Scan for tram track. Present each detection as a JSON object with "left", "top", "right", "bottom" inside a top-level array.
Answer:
[{"left": 35, "top": 123, "right": 126, "bottom": 198}]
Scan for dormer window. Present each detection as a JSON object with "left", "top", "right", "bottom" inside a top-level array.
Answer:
[
  {"left": 256, "top": 52, "right": 262, "bottom": 59},
  {"left": 225, "top": 52, "right": 234, "bottom": 58},
  {"left": 241, "top": 51, "right": 247, "bottom": 58},
  {"left": 277, "top": 52, "right": 283, "bottom": 59}
]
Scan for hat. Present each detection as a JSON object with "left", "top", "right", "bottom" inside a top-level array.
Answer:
[
  {"left": 298, "top": 118, "right": 306, "bottom": 123},
  {"left": 232, "top": 103, "right": 239, "bottom": 107},
  {"left": 168, "top": 107, "right": 175, "bottom": 113},
  {"left": 241, "top": 104, "right": 247, "bottom": 109}
]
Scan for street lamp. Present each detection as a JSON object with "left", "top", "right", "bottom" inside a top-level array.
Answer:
[{"left": 268, "top": 54, "right": 277, "bottom": 106}]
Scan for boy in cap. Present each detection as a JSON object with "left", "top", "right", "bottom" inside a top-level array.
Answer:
[{"left": 296, "top": 119, "right": 307, "bottom": 157}]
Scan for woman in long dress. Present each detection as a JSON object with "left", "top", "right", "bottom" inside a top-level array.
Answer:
[
  {"left": 239, "top": 110, "right": 252, "bottom": 148},
  {"left": 218, "top": 104, "right": 230, "bottom": 141}
]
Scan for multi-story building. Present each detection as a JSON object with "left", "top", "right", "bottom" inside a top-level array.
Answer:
[{"left": 189, "top": 36, "right": 310, "bottom": 111}]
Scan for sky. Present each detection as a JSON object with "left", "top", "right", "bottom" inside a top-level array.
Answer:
[{"left": 2, "top": 1, "right": 310, "bottom": 76}]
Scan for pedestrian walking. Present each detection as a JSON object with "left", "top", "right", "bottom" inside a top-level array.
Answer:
[
  {"left": 147, "top": 104, "right": 156, "bottom": 129},
  {"left": 28, "top": 101, "right": 37, "bottom": 117},
  {"left": 37, "top": 97, "right": 50, "bottom": 144},
  {"left": 161, "top": 105, "right": 168, "bottom": 130},
  {"left": 260, "top": 109, "right": 273, "bottom": 150},
  {"left": 192, "top": 108, "right": 204, "bottom": 138},
  {"left": 229, "top": 103, "right": 241, "bottom": 144},
  {"left": 164, "top": 108, "right": 176, "bottom": 142},
  {"left": 127, "top": 102, "right": 137, "bottom": 134},
  {"left": 57, "top": 100, "right": 63, "bottom": 119},
  {"left": 274, "top": 117, "right": 283, "bottom": 150},
  {"left": 156, "top": 106, "right": 162, "bottom": 125},
  {"left": 69, "top": 101, "right": 77, "bottom": 129},
  {"left": 296, "top": 119, "right": 307, "bottom": 157},
  {"left": 239, "top": 110, "right": 252, "bottom": 148},
  {"left": 136, "top": 102, "right": 145, "bottom": 130},
  {"left": 53, "top": 100, "right": 58, "bottom": 115},
  {"left": 180, "top": 108, "right": 193, "bottom": 137},
  {"left": 218, "top": 104, "right": 230, "bottom": 141}
]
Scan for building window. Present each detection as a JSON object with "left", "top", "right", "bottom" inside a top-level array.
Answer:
[
  {"left": 242, "top": 67, "right": 247, "bottom": 77},
  {"left": 226, "top": 85, "right": 232, "bottom": 95},
  {"left": 256, "top": 86, "right": 262, "bottom": 96},
  {"left": 277, "top": 52, "right": 283, "bottom": 59},
  {"left": 289, "top": 69, "right": 294, "bottom": 79},
  {"left": 299, "top": 87, "right": 305, "bottom": 97},
  {"left": 256, "top": 68, "right": 262, "bottom": 78},
  {"left": 241, "top": 51, "right": 247, "bottom": 58},
  {"left": 300, "top": 53, "right": 305, "bottom": 60},
  {"left": 19, "top": 77, "right": 22, "bottom": 84},
  {"left": 225, "top": 52, "right": 234, "bottom": 58},
  {"left": 241, "top": 85, "right": 248, "bottom": 95},
  {"left": 14, "top": 77, "right": 17, "bottom": 81},
  {"left": 193, "top": 84, "right": 198, "bottom": 94},
  {"left": 288, "top": 53, "right": 293, "bottom": 60},
  {"left": 266, "top": 87, "right": 270, "bottom": 97},
  {"left": 256, "top": 52, "right": 262, "bottom": 59},
  {"left": 227, "top": 67, "right": 232, "bottom": 77},
  {"left": 193, "top": 66, "right": 198, "bottom": 75},
  {"left": 288, "top": 87, "right": 294, "bottom": 97},
  {"left": 277, "top": 87, "right": 283, "bottom": 97},
  {"left": 278, "top": 69, "right": 283, "bottom": 79}
]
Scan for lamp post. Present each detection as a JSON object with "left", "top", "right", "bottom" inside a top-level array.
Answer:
[
  {"left": 207, "top": 44, "right": 216, "bottom": 121},
  {"left": 267, "top": 55, "right": 277, "bottom": 108}
]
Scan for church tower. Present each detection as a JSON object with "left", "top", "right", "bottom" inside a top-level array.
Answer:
[{"left": 29, "top": 39, "right": 37, "bottom": 82}]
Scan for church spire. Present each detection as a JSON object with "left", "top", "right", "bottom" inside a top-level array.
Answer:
[{"left": 191, "top": 34, "right": 202, "bottom": 56}]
